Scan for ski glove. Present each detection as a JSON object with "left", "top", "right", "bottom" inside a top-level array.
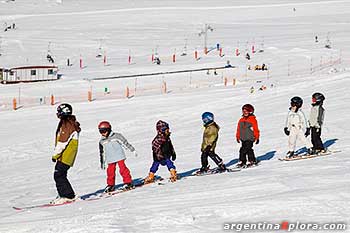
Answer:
[
  {"left": 236, "top": 138, "right": 240, "bottom": 143},
  {"left": 284, "top": 127, "right": 290, "bottom": 136},
  {"left": 171, "top": 152, "right": 176, "bottom": 161},
  {"left": 100, "top": 155, "right": 105, "bottom": 170},
  {"left": 204, "top": 145, "right": 212, "bottom": 153},
  {"left": 255, "top": 139, "right": 260, "bottom": 144},
  {"left": 52, "top": 158, "right": 56, "bottom": 163},
  {"left": 305, "top": 127, "right": 310, "bottom": 137}
]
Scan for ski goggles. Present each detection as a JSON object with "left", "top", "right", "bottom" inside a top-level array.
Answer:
[{"left": 98, "top": 128, "right": 109, "bottom": 134}]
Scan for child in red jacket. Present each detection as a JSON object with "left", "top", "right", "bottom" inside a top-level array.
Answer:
[{"left": 236, "top": 104, "right": 260, "bottom": 167}]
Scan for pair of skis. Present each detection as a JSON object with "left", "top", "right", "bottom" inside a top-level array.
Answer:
[
  {"left": 13, "top": 177, "right": 164, "bottom": 211},
  {"left": 278, "top": 149, "right": 340, "bottom": 161}
]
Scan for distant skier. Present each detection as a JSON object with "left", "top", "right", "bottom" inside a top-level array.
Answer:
[
  {"left": 51, "top": 103, "right": 81, "bottom": 204},
  {"left": 309, "top": 93, "right": 326, "bottom": 154},
  {"left": 236, "top": 104, "right": 260, "bottom": 167},
  {"left": 245, "top": 53, "right": 250, "bottom": 60},
  {"left": 284, "top": 96, "right": 313, "bottom": 158},
  {"left": 144, "top": 120, "right": 177, "bottom": 183},
  {"left": 98, "top": 121, "right": 137, "bottom": 193},
  {"left": 199, "top": 112, "right": 226, "bottom": 173}
]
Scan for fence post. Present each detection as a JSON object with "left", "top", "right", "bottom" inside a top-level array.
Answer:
[
  {"left": 12, "top": 98, "right": 17, "bottom": 110},
  {"left": 125, "top": 86, "right": 130, "bottom": 98},
  {"left": 50, "top": 95, "right": 55, "bottom": 105},
  {"left": 88, "top": 91, "right": 92, "bottom": 102}
]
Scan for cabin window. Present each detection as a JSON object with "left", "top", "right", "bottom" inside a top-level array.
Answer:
[
  {"left": 48, "top": 69, "right": 54, "bottom": 75},
  {"left": 31, "top": 70, "right": 36, "bottom": 76},
  {"left": 9, "top": 71, "right": 14, "bottom": 76}
]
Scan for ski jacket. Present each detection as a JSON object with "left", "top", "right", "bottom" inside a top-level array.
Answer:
[
  {"left": 99, "top": 131, "right": 135, "bottom": 164},
  {"left": 236, "top": 115, "right": 260, "bottom": 142},
  {"left": 201, "top": 122, "right": 219, "bottom": 152},
  {"left": 285, "top": 109, "right": 309, "bottom": 131},
  {"left": 53, "top": 115, "right": 81, "bottom": 167},
  {"left": 309, "top": 104, "right": 324, "bottom": 128},
  {"left": 152, "top": 133, "right": 176, "bottom": 162}
]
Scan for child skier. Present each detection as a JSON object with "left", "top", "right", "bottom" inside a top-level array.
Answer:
[
  {"left": 51, "top": 103, "right": 81, "bottom": 204},
  {"left": 98, "top": 121, "right": 138, "bottom": 192},
  {"left": 144, "top": 120, "right": 177, "bottom": 183},
  {"left": 309, "top": 92, "right": 326, "bottom": 154},
  {"left": 284, "top": 96, "right": 314, "bottom": 157},
  {"left": 236, "top": 104, "right": 260, "bottom": 168},
  {"left": 199, "top": 112, "right": 226, "bottom": 173}
]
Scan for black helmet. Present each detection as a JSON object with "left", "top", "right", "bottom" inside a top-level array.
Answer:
[
  {"left": 56, "top": 103, "right": 72, "bottom": 118},
  {"left": 312, "top": 92, "right": 325, "bottom": 105},
  {"left": 290, "top": 96, "right": 303, "bottom": 108}
]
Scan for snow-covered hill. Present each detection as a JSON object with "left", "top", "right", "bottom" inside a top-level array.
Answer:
[{"left": 0, "top": 1, "right": 349, "bottom": 232}]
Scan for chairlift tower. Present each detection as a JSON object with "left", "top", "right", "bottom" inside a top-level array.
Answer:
[{"left": 199, "top": 24, "right": 213, "bottom": 54}]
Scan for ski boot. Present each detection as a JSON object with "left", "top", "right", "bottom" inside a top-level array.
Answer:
[
  {"left": 144, "top": 172, "right": 155, "bottom": 184},
  {"left": 120, "top": 183, "right": 134, "bottom": 190},
  {"left": 196, "top": 166, "right": 210, "bottom": 174},
  {"left": 307, "top": 148, "right": 316, "bottom": 155},
  {"left": 286, "top": 151, "right": 295, "bottom": 158},
  {"left": 50, "top": 195, "right": 77, "bottom": 204},
  {"left": 104, "top": 185, "right": 115, "bottom": 193},
  {"left": 236, "top": 161, "right": 246, "bottom": 168},
  {"left": 246, "top": 161, "right": 255, "bottom": 168},
  {"left": 169, "top": 168, "right": 177, "bottom": 182},
  {"left": 218, "top": 163, "right": 226, "bottom": 172}
]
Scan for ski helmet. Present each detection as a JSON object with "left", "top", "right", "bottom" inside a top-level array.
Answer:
[
  {"left": 290, "top": 96, "right": 303, "bottom": 108},
  {"left": 98, "top": 121, "right": 112, "bottom": 134},
  {"left": 242, "top": 104, "right": 254, "bottom": 114},
  {"left": 156, "top": 120, "right": 169, "bottom": 133},
  {"left": 56, "top": 103, "right": 72, "bottom": 118},
  {"left": 202, "top": 112, "right": 214, "bottom": 125},
  {"left": 312, "top": 92, "right": 325, "bottom": 105}
]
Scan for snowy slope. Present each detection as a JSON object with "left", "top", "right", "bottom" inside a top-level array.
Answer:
[{"left": 0, "top": 0, "right": 350, "bottom": 232}]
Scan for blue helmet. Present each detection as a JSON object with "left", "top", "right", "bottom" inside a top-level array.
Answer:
[{"left": 202, "top": 112, "right": 214, "bottom": 125}]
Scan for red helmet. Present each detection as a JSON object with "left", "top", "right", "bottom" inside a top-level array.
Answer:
[
  {"left": 242, "top": 104, "right": 254, "bottom": 114},
  {"left": 98, "top": 121, "right": 112, "bottom": 134}
]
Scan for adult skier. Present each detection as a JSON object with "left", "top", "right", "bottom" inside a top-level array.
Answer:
[
  {"left": 144, "top": 120, "right": 177, "bottom": 183},
  {"left": 51, "top": 103, "right": 81, "bottom": 204},
  {"left": 236, "top": 104, "right": 260, "bottom": 167},
  {"left": 284, "top": 96, "right": 313, "bottom": 157},
  {"left": 309, "top": 93, "right": 326, "bottom": 154},
  {"left": 199, "top": 112, "right": 226, "bottom": 173},
  {"left": 98, "top": 121, "right": 138, "bottom": 192}
]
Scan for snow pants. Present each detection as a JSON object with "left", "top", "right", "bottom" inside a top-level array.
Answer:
[
  {"left": 288, "top": 126, "right": 313, "bottom": 152},
  {"left": 107, "top": 160, "right": 132, "bottom": 186},
  {"left": 311, "top": 127, "right": 324, "bottom": 150},
  {"left": 54, "top": 161, "right": 75, "bottom": 199},
  {"left": 150, "top": 158, "right": 175, "bottom": 173},
  {"left": 239, "top": 140, "right": 256, "bottom": 164},
  {"left": 201, "top": 150, "right": 223, "bottom": 168}
]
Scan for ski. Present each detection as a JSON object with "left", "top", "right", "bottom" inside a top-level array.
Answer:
[
  {"left": 13, "top": 177, "right": 165, "bottom": 210},
  {"left": 278, "top": 150, "right": 341, "bottom": 161},
  {"left": 82, "top": 177, "right": 164, "bottom": 201},
  {"left": 13, "top": 199, "right": 76, "bottom": 211},
  {"left": 191, "top": 167, "right": 241, "bottom": 177}
]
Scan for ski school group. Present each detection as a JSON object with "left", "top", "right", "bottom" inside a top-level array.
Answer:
[{"left": 50, "top": 92, "right": 326, "bottom": 205}]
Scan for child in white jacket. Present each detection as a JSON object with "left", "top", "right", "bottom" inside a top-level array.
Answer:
[{"left": 284, "top": 96, "right": 313, "bottom": 157}]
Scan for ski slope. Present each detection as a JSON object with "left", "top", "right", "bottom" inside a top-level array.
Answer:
[{"left": 0, "top": 0, "right": 350, "bottom": 232}]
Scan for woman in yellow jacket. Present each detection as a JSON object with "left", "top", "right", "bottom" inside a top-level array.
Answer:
[{"left": 51, "top": 103, "right": 81, "bottom": 204}]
